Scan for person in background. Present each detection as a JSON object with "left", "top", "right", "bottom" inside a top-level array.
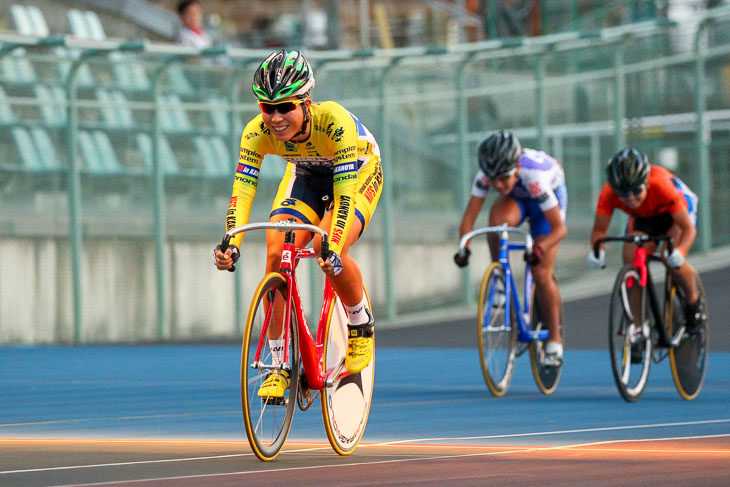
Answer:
[
  {"left": 588, "top": 147, "right": 703, "bottom": 337},
  {"left": 454, "top": 130, "right": 568, "bottom": 367},
  {"left": 176, "top": 0, "right": 213, "bottom": 49}
]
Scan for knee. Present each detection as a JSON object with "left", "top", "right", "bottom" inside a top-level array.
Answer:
[{"left": 266, "top": 249, "right": 282, "bottom": 272}]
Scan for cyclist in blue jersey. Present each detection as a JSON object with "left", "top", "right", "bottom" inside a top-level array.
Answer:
[{"left": 455, "top": 131, "right": 567, "bottom": 366}]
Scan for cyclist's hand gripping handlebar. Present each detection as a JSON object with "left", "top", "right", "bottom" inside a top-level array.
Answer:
[{"left": 217, "top": 234, "right": 238, "bottom": 272}]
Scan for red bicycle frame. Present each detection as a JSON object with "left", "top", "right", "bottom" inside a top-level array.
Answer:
[{"left": 251, "top": 239, "right": 344, "bottom": 391}]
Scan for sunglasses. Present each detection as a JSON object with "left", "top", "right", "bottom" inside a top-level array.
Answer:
[
  {"left": 616, "top": 184, "right": 646, "bottom": 198},
  {"left": 488, "top": 167, "right": 517, "bottom": 183},
  {"left": 258, "top": 99, "right": 304, "bottom": 115}
]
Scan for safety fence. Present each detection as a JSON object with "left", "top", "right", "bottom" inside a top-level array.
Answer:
[{"left": 1, "top": 5, "right": 729, "bottom": 342}]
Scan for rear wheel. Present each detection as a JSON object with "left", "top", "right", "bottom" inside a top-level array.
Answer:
[
  {"left": 477, "top": 262, "right": 518, "bottom": 397},
  {"left": 241, "top": 273, "right": 299, "bottom": 461},
  {"left": 608, "top": 265, "right": 651, "bottom": 402},
  {"left": 529, "top": 274, "right": 564, "bottom": 395},
  {"left": 321, "top": 285, "right": 374, "bottom": 455},
  {"left": 667, "top": 270, "right": 709, "bottom": 400}
]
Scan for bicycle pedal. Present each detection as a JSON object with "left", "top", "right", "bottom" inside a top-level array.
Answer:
[{"left": 262, "top": 396, "right": 287, "bottom": 406}]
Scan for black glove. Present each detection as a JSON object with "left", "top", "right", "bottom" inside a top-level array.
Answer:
[
  {"left": 524, "top": 243, "right": 543, "bottom": 266},
  {"left": 213, "top": 244, "right": 240, "bottom": 271},
  {"left": 453, "top": 248, "right": 471, "bottom": 268}
]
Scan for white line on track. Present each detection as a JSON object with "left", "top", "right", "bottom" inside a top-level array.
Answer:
[
  {"left": 50, "top": 433, "right": 730, "bottom": 487},
  {"left": 364, "top": 417, "right": 730, "bottom": 446},
  {"left": 2, "top": 418, "right": 729, "bottom": 478}
]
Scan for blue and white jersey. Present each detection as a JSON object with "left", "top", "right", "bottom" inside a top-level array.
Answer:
[{"left": 470, "top": 148, "right": 566, "bottom": 212}]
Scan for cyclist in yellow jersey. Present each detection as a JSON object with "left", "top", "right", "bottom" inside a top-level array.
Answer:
[{"left": 214, "top": 50, "right": 383, "bottom": 398}]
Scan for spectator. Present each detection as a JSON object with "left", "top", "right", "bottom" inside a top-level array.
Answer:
[{"left": 176, "top": 0, "right": 213, "bottom": 48}]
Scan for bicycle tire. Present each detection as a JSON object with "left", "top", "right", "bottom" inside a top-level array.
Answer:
[
  {"left": 528, "top": 274, "right": 564, "bottom": 395},
  {"left": 608, "top": 265, "right": 652, "bottom": 402},
  {"left": 477, "top": 262, "right": 518, "bottom": 397},
  {"left": 241, "top": 272, "right": 300, "bottom": 461},
  {"left": 321, "top": 285, "right": 374, "bottom": 455},
  {"left": 667, "top": 269, "right": 709, "bottom": 400}
]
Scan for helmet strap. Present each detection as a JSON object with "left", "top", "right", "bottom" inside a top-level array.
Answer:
[{"left": 289, "top": 101, "right": 311, "bottom": 141}]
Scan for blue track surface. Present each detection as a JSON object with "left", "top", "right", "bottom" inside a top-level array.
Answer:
[{"left": 2, "top": 346, "right": 729, "bottom": 445}]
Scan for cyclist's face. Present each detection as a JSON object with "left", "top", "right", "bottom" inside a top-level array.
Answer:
[
  {"left": 618, "top": 184, "right": 648, "bottom": 208},
  {"left": 488, "top": 167, "right": 519, "bottom": 194},
  {"left": 260, "top": 96, "right": 310, "bottom": 142}
]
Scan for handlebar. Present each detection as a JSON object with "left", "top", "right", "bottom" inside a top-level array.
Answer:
[
  {"left": 219, "top": 220, "right": 330, "bottom": 272},
  {"left": 593, "top": 234, "right": 674, "bottom": 259},
  {"left": 457, "top": 224, "right": 533, "bottom": 259}
]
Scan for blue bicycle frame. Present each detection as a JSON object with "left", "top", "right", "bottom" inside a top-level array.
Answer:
[{"left": 460, "top": 224, "right": 549, "bottom": 344}]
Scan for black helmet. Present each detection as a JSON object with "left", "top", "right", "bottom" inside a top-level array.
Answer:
[
  {"left": 478, "top": 131, "right": 522, "bottom": 179},
  {"left": 252, "top": 49, "right": 315, "bottom": 102},
  {"left": 606, "top": 147, "right": 650, "bottom": 196}
]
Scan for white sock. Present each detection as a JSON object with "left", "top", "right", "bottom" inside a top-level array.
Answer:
[
  {"left": 545, "top": 341, "right": 563, "bottom": 357},
  {"left": 269, "top": 339, "right": 285, "bottom": 366},
  {"left": 345, "top": 294, "right": 370, "bottom": 326}
]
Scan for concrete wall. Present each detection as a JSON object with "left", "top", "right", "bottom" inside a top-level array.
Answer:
[{"left": 0, "top": 237, "right": 494, "bottom": 344}]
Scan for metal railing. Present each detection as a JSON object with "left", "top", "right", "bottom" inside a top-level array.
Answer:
[{"left": 1, "top": 4, "right": 729, "bottom": 342}]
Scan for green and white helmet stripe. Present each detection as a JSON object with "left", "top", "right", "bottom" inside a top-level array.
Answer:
[{"left": 252, "top": 49, "right": 315, "bottom": 102}]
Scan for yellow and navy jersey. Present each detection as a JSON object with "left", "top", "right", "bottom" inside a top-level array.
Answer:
[{"left": 227, "top": 100, "right": 381, "bottom": 253}]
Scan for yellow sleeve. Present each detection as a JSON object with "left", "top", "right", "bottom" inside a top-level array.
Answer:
[
  {"left": 226, "top": 117, "right": 273, "bottom": 249},
  {"left": 328, "top": 108, "right": 359, "bottom": 254}
]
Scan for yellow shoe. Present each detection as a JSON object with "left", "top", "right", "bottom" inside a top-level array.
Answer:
[
  {"left": 345, "top": 312, "right": 374, "bottom": 374},
  {"left": 257, "top": 370, "right": 290, "bottom": 400}
]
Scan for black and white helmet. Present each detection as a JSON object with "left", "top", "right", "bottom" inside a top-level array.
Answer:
[
  {"left": 252, "top": 49, "right": 315, "bottom": 102},
  {"left": 477, "top": 130, "right": 522, "bottom": 179},
  {"left": 606, "top": 147, "right": 650, "bottom": 196}
]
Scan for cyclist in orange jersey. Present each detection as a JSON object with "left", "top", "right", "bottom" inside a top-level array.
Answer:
[
  {"left": 588, "top": 147, "right": 703, "bottom": 333},
  {"left": 213, "top": 50, "right": 383, "bottom": 397}
]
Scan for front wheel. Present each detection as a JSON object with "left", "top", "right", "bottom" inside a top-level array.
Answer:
[
  {"left": 241, "top": 273, "right": 299, "bottom": 461},
  {"left": 477, "top": 262, "right": 518, "bottom": 397},
  {"left": 321, "top": 285, "right": 374, "bottom": 455},
  {"left": 529, "top": 274, "right": 564, "bottom": 395},
  {"left": 608, "top": 265, "right": 652, "bottom": 402},
  {"left": 667, "top": 269, "right": 709, "bottom": 400}
]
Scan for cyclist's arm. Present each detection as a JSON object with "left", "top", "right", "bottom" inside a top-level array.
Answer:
[
  {"left": 670, "top": 208, "right": 696, "bottom": 257},
  {"left": 539, "top": 205, "right": 567, "bottom": 251},
  {"left": 226, "top": 118, "right": 270, "bottom": 249},
  {"left": 458, "top": 195, "right": 485, "bottom": 249},
  {"left": 590, "top": 213, "right": 612, "bottom": 250}
]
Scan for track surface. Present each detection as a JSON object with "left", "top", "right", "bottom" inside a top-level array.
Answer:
[{"left": 1, "top": 264, "right": 729, "bottom": 486}]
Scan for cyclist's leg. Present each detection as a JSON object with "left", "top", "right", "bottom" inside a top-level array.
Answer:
[
  {"left": 522, "top": 193, "right": 566, "bottom": 347},
  {"left": 664, "top": 222, "right": 699, "bottom": 307},
  {"left": 531, "top": 241, "right": 561, "bottom": 343},
  {"left": 314, "top": 160, "right": 382, "bottom": 374},
  {"left": 486, "top": 195, "right": 522, "bottom": 261},
  {"left": 313, "top": 159, "right": 382, "bottom": 311}
]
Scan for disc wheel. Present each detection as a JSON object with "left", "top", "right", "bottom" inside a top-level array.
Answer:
[
  {"left": 241, "top": 273, "right": 299, "bottom": 461},
  {"left": 321, "top": 286, "right": 374, "bottom": 455},
  {"left": 529, "top": 274, "right": 564, "bottom": 395},
  {"left": 477, "top": 262, "right": 518, "bottom": 397},
  {"left": 608, "top": 265, "right": 651, "bottom": 402},
  {"left": 667, "top": 269, "right": 709, "bottom": 400}
]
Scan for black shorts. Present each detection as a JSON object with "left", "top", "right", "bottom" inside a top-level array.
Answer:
[{"left": 631, "top": 212, "right": 674, "bottom": 236}]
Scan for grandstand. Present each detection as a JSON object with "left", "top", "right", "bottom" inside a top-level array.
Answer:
[{"left": 1, "top": 1, "right": 729, "bottom": 343}]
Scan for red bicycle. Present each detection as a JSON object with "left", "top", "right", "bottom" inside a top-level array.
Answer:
[
  {"left": 594, "top": 234, "right": 709, "bottom": 402},
  {"left": 220, "top": 220, "right": 374, "bottom": 461}
]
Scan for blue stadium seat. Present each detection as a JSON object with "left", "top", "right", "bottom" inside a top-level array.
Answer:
[
  {"left": 136, "top": 133, "right": 182, "bottom": 176},
  {"left": 34, "top": 84, "right": 66, "bottom": 126},
  {"left": 78, "top": 130, "right": 122, "bottom": 174},
  {"left": 96, "top": 89, "right": 134, "bottom": 129},
  {"left": 10, "top": 4, "right": 50, "bottom": 36},
  {"left": 0, "top": 85, "right": 17, "bottom": 124}
]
